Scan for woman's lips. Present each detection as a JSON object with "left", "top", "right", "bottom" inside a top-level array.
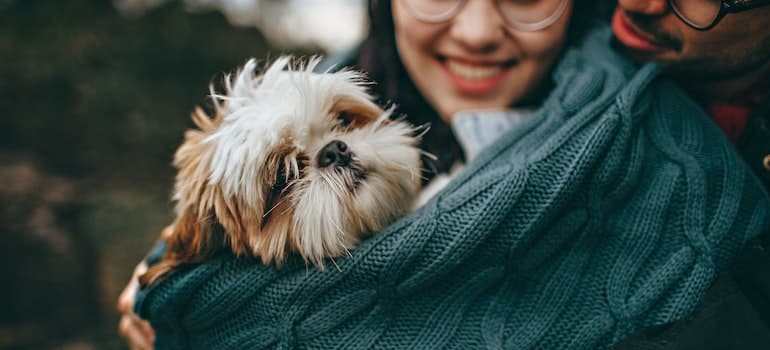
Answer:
[
  {"left": 440, "top": 57, "right": 514, "bottom": 95},
  {"left": 612, "top": 8, "right": 668, "bottom": 53}
]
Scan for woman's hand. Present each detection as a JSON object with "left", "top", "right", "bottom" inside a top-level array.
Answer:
[
  {"left": 117, "top": 226, "right": 172, "bottom": 349},
  {"left": 117, "top": 260, "right": 155, "bottom": 350}
]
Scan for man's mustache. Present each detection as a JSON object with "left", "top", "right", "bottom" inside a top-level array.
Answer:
[{"left": 626, "top": 12, "right": 684, "bottom": 51}]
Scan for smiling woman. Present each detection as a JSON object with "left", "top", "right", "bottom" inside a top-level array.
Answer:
[
  {"left": 392, "top": 0, "right": 572, "bottom": 120},
  {"left": 354, "top": 0, "right": 595, "bottom": 178}
]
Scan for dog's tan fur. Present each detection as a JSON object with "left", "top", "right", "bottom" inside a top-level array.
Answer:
[{"left": 139, "top": 58, "right": 421, "bottom": 287}]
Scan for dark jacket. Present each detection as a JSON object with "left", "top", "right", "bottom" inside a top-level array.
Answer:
[{"left": 616, "top": 97, "right": 770, "bottom": 349}]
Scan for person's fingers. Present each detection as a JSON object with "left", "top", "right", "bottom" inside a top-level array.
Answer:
[
  {"left": 134, "top": 260, "right": 149, "bottom": 276},
  {"left": 138, "top": 317, "right": 155, "bottom": 340},
  {"left": 117, "top": 261, "right": 154, "bottom": 348},
  {"left": 161, "top": 225, "right": 174, "bottom": 239},
  {"left": 117, "top": 282, "right": 135, "bottom": 314},
  {"left": 117, "top": 265, "right": 141, "bottom": 305},
  {"left": 117, "top": 295, "right": 155, "bottom": 348},
  {"left": 119, "top": 315, "right": 153, "bottom": 350},
  {"left": 117, "top": 261, "right": 148, "bottom": 312}
]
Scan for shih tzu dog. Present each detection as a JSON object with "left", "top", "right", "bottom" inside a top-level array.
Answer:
[{"left": 140, "top": 57, "right": 422, "bottom": 286}]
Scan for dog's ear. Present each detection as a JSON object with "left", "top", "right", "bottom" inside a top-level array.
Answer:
[
  {"left": 138, "top": 210, "right": 224, "bottom": 287},
  {"left": 331, "top": 97, "right": 383, "bottom": 128},
  {"left": 138, "top": 189, "right": 258, "bottom": 288},
  {"left": 139, "top": 107, "right": 234, "bottom": 288}
]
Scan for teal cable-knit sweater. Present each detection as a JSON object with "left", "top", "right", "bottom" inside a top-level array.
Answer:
[{"left": 136, "top": 28, "right": 770, "bottom": 349}]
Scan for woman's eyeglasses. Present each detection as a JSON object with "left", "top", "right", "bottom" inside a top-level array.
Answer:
[
  {"left": 401, "top": 0, "right": 569, "bottom": 32},
  {"left": 670, "top": 0, "right": 770, "bottom": 30}
]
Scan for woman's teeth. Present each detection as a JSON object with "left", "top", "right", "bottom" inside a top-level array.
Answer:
[{"left": 446, "top": 60, "right": 502, "bottom": 80}]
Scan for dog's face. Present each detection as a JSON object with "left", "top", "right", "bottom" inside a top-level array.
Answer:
[{"left": 169, "top": 57, "right": 421, "bottom": 269}]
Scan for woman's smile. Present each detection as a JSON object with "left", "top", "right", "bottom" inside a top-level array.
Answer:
[{"left": 440, "top": 56, "right": 516, "bottom": 95}]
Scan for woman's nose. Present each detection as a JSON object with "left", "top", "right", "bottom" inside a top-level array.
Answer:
[
  {"left": 449, "top": 0, "right": 506, "bottom": 52},
  {"left": 617, "top": 0, "right": 669, "bottom": 15}
]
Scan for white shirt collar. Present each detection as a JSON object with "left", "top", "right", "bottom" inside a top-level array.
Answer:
[{"left": 450, "top": 109, "right": 536, "bottom": 161}]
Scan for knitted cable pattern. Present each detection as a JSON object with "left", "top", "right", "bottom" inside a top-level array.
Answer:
[{"left": 136, "top": 28, "right": 770, "bottom": 350}]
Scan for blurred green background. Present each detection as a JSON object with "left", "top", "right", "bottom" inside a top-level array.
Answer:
[{"left": 0, "top": 0, "right": 331, "bottom": 348}]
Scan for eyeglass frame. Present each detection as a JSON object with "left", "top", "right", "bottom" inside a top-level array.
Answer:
[
  {"left": 670, "top": 0, "right": 770, "bottom": 31},
  {"left": 400, "top": 0, "right": 570, "bottom": 32}
]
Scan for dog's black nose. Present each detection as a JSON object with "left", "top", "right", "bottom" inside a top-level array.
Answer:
[{"left": 317, "top": 140, "right": 352, "bottom": 168}]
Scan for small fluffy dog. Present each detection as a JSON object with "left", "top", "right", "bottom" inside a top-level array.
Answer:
[{"left": 140, "top": 57, "right": 422, "bottom": 286}]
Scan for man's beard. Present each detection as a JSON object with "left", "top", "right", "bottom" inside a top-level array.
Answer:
[{"left": 664, "top": 46, "right": 770, "bottom": 84}]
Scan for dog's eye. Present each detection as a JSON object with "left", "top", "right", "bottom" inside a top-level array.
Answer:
[
  {"left": 336, "top": 111, "right": 369, "bottom": 129},
  {"left": 272, "top": 169, "right": 288, "bottom": 192},
  {"left": 337, "top": 112, "right": 354, "bottom": 128}
]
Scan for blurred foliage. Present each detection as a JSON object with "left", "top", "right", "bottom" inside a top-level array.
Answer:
[
  {"left": 0, "top": 0, "right": 280, "bottom": 181},
  {"left": 0, "top": 0, "right": 313, "bottom": 348}
]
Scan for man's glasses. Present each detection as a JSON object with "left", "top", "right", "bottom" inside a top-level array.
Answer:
[
  {"left": 401, "top": 0, "right": 569, "bottom": 32},
  {"left": 670, "top": 0, "right": 770, "bottom": 30}
]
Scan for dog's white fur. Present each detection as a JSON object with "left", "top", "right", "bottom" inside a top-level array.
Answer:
[{"left": 141, "top": 57, "right": 421, "bottom": 284}]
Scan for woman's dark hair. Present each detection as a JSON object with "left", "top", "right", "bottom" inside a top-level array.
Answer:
[{"left": 356, "top": 0, "right": 598, "bottom": 182}]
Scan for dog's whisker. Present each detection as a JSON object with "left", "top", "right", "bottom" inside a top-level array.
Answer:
[
  {"left": 291, "top": 159, "right": 300, "bottom": 180},
  {"left": 421, "top": 150, "right": 438, "bottom": 162},
  {"left": 414, "top": 124, "right": 432, "bottom": 140},
  {"left": 342, "top": 244, "right": 353, "bottom": 258},
  {"left": 330, "top": 257, "right": 342, "bottom": 272},
  {"left": 328, "top": 210, "right": 345, "bottom": 236},
  {"left": 263, "top": 198, "right": 286, "bottom": 218},
  {"left": 392, "top": 161, "right": 418, "bottom": 181},
  {"left": 323, "top": 170, "right": 349, "bottom": 196}
]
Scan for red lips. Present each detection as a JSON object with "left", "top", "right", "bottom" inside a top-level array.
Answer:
[{"left": 611, "top": 8, "right": 668, "bottom": 53}]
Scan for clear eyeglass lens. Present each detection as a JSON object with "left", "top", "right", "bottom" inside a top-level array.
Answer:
[
  {"left": 403, "top": 0, "right": 567, "bottom": 29},
  {"left": 497, "top": 0, "right": 566, "bottom": 25},
  {"left": 402, "top": 0, "right": 464, "bottom": 21},
  {"left": 670, "top": 0, "right": 722, "bottom": 28}
]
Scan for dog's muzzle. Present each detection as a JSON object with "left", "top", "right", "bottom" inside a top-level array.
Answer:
[{"left": 316, "top": 140, "right": 352, "bottom": 168}]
